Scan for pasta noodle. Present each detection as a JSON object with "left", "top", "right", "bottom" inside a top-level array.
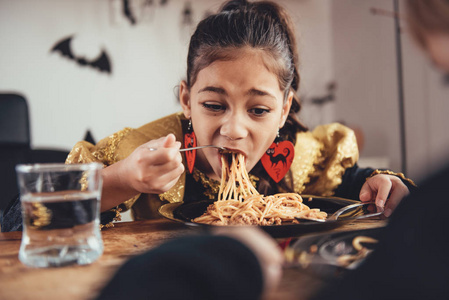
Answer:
[
  {"left": 284, "top": 235, "right": 378, "bottom": 269},
  {"left": 336, "top": 235, "right": 378, "bottom": 267},
  {"left": 193, "top": 152, "right": 327, "bottom": 225}
]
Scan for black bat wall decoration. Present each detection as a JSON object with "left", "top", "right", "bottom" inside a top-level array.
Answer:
[
  {"left": 122, "top": 0, "right": 169, "bottom": 25},
  {"left": 123, "top": 0, "right": 136, "bottom": 25},
  {"left": 50, "top": 36, "right": 112, "bottom": 74}
]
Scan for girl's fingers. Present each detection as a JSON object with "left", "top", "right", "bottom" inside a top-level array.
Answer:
[
  {"left": 135, "top": 160, "right": 184, "bottom": 194},
  {"left": 134, "top": 143, "right": 182, "bottom": 167},
  {"left": 384, "top": 180, "right": 409, "bottom": 217},
  {"left": 162, "top": 134, "right": 180, "bottom": 148},
  {"left": 362, "top": 175, "right": 410, "bottom": 217},
  {"left": 374, "top": 179, "right": 392, "bottom": 208},
  {"left": 359, "top": 183, "right": 373, "bottom": 202},
  {"left": 141, "top": 134, "right": 180, "bottom": 150}
]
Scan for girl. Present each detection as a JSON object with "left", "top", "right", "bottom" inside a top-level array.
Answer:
[{"left": 45, "top": 0, "right": 416, "bottom": 227}]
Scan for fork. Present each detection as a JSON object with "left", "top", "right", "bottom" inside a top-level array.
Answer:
[
  {"left": 296, "top": 202, "right": 384, "bottom": 223},
  {"left": 148, "top": 145, "right": 232, "bottom": 153}
]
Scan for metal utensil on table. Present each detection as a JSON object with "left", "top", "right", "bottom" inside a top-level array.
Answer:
[
  {"left": 148, "top": 145, "right": 232, "bottom": 153},
  {"left": 296, "top": 202, "right": 384, "bottom": 223}
]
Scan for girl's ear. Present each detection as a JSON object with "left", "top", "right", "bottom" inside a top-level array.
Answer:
[
  {"left": 280, "top": 91, "right": 293, "bottom": 128},
  {"left": 179, "top": 80, "right": 192, "bottom": 118}
]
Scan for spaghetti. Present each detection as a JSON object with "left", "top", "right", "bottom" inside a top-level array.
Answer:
[
  {"left": 193, "top": 152, "right": 327, "bottom": 225},
  {"left": 284, "top": 235, "right": 378, "bottom": 269},
  {"left": 336, "top": 235, "right": 378, "bottom": 267}
]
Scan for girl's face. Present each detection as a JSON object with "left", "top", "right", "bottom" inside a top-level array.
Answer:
[{"left": 180, "top": 48, "right": 292, "bottom": 181}]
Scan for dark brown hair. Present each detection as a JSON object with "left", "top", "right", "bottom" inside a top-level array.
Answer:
[{"left": 186, "top": 0, "right": 308, "bottom": 194}]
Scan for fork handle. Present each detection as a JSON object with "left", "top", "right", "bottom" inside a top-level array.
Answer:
[{"left": 148, "top": 146, "right": 215, "bottom": 152}]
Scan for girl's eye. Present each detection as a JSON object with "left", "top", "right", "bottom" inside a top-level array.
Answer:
[
  {"left": 203, "top": 103, "right": 225, "bottom": 112},
  {"left": 249, "top": 108, "right": 270, "bottom": 116}
]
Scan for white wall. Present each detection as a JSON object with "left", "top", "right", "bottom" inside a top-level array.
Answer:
[
  {"left": 331, "top": 0, "right": 401, "bottom": 171},
  {"left": 1, "top": 0, "right": 189, "bottom": 150},
  {"left": 331, "top": 0, "right": 449, "bottom": 180},
  {"left": 282, "top": 0, "right": 336, "bottom": 128}
]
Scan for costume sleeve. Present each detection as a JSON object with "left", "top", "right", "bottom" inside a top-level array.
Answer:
[
  {"left": 96, "top": 235, "right": 264, "bottom": 300},
  {"left": 290, "top": 123, "right": 415, "bottom": 198},
  {"left": 290, "top": 123, "right": 359, "bottom": 196},
  {"left": 66, "top": 128, "right": 141, "bottom": 227},
  {"left": 333, "top": 164, "right": 375, "bottom": 200},
  {"left": 334, "top": 165, "right": 417, "bottom": 201},
  {"left": 65, "top": 113, "right": 188, "bottom": 224}
]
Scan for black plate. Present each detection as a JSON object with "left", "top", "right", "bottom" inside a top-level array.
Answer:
[
  {"left": 285, "top": 227, "right": 385, "bottom": 278},
  {"left": 158, "top": 195, "right": 380, "bottom": 238}
]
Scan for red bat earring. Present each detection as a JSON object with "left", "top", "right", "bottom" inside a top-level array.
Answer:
[
  {"left": 184, "top": 119, "right": 197, "bottom": 173},
  {"left": 260, "top": 131, "right": 295, "bottom": 183}
]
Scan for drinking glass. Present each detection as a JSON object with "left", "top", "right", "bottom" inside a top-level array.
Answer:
[{"left": 16, "top": 163, "right": 103, "bottom": 267}]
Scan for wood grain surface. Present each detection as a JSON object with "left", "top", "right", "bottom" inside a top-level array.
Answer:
[{"left": 0, "top": 218, "right": 386, "bottom": 300}]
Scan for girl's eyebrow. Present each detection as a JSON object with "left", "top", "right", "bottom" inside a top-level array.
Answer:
[
  {"left": 198, "top": 86, "right": 276, "bottom": 100},
  {"left": 198, "top": 86, "right": 227, "bottom": 95},
  {"left": 245, "top": 88, "right": 276, "bottom": 100}
]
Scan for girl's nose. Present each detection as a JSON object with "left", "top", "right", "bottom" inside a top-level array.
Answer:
[{"left": 220, "top": 114, "right": 248, "bottom": 141}]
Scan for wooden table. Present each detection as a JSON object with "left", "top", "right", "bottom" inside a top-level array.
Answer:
[{"left": 0, "top": 218, "right": 386, "bottom": 300}]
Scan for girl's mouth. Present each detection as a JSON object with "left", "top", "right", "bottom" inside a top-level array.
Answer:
[
  {"left": 217, "top": 148, "right": 248, "bottom": 169},
  {"left": 219, "top": 147, "right": 246, "bottom": 157}
]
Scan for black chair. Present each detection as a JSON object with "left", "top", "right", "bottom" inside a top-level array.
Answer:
[
  {"left": 0, "top": 93, "right": 69, "bottom": 213},
  {"left": 0, "top": 93, "right": 31, "bottom": 212}
]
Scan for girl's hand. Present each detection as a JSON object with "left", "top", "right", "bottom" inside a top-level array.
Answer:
[
  {"left": 118, "top": 134, "right": 185, "bottom": 195},
  {"left": 359, "top": 174, "right": 410, "bottom": 217}
]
